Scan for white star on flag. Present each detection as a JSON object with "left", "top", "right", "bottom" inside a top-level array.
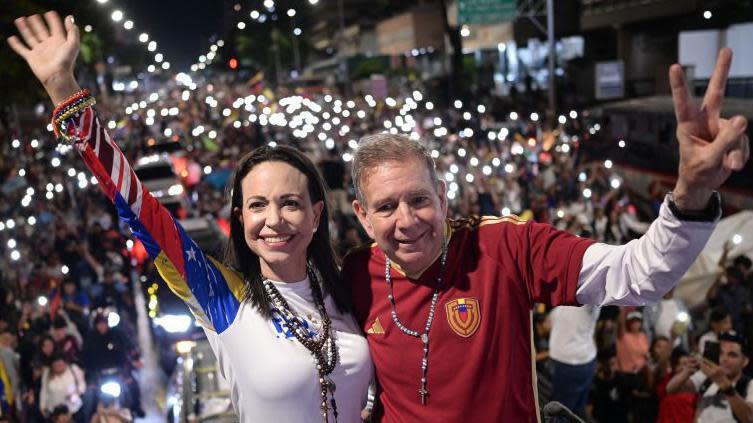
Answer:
[{"left": 186, "top": 246, "right": 197, "bottom": 261}]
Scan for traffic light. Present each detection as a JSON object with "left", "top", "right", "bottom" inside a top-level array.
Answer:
[{"left": 228, "top": 58, "right": 239, "bottom": 70}]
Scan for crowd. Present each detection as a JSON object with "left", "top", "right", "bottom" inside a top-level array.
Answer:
[{"left": 0, "top": 66, "right": 749, "bottom": 422}]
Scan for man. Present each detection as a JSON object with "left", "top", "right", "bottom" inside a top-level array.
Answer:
[
  {"left": 50, "top": 316, "right": 81, "bottom": 364},
  {"left": 343, "top": 49, "right": 750, "bottom": 421},
  {"left": 81, "top": 315, "right": 144, "bottom": 418},
  {"left": 667, "top": 332, "right": 753, "bottom": 423},
  {"left": 645, "top": 287, "right": 691, "bottom": 348},
  {"left": 707, "top": 266, "right": 752, "bottom": 333},
  {"left": 548, "top": 305, "right": 600, "bottom": 419}
]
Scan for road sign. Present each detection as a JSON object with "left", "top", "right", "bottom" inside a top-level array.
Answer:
[{"left": 458, "top": 0, "right": 517, "bottom": 25}]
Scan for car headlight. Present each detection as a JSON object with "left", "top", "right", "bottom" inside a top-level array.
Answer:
[
  {"left": 168, "top": 184, "right": 184, "bottom": 196},
  {"left": 175, "top": 340, "right": 196, "bottom": 354},
  {"left": 155, "top": 314, "right": 193, "bottom": 333},
  {"left": 100, "top": 381, "right": 122, "bottom": 398}
]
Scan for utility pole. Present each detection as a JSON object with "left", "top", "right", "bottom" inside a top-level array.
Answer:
[{"left": 518, "top": 0, "right": 556, "bottom": 112}]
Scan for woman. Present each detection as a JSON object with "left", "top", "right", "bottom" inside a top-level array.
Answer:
[
  {"left": 39, "top": 354, "right": 86, "bottom": 420},
  {"left": 8, "top": 12, "right": 372, "bottom": 422}
]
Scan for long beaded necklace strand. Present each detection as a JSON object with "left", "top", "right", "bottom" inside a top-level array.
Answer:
[
  {"left": 384, "top": 237, "right": 448, "bottom": 405},
  {"left": 262, "top": 269, "right": 340, "bottom": 423}
]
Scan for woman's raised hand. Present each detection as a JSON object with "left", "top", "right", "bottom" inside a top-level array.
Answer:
[{"left": 7, "top": 11, "right": 82, "bottom": 105}]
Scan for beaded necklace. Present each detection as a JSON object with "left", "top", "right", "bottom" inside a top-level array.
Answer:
[
  {"left": 384, "top": 237, "right": 448, "bottom": 405},
  {"left": 262, "top": 269, "right": 339, "bottom": 422}
]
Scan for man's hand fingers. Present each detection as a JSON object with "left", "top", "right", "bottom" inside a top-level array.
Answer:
[
  {"left": 14, "top": 17, "right": 40, "bottom": 46},
  {"left": 724, "top": 134, "right": 750, "bottom": 171},
  {"left": 702, "top": 48, "right": 733, "bottom": 121},
  {"left": 709, "top": 116, "right": 748, "bottom": 164},
  {"left": 27, "top": 14, "right": 51, "bottom": 41},
  {"left": 7, "top": 36, "right": 31, "bottom": 59},
  {"left": 670, "top": 64, "right": 695, "bottom": 123},
  {"left": 45, "top": 11, "right": 65, "bottom": 39}
]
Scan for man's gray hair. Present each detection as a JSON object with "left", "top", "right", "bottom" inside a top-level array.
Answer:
[{"left": 351, "top": 133, "right": 438, "bottom": 208}]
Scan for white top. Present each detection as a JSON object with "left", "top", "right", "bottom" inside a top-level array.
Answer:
[
  {"left": 39, "top": 364, "right": 85, "bottom": 415},
  {"left": 691, "top": 371, "right": 753, "bottom": 423},
  {"left": 577, "top": 197, "right": 717, "bottom": 306},
  {"left": 651, "top": 298, "right": 683, "bottom": 340},
  {"left": 549, "top": 305, "right": 600, "bottom": 365},
  {"left": 205, "top": 276, "right": 373, "bottom": 423}
]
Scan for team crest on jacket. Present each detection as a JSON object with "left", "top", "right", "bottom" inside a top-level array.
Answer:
[{"left": 445, "top": 298, "right": 481, "bottom": 337}]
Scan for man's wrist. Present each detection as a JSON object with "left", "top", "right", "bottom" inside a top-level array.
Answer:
[
  {"left": 667, "top": 190, "right": 721, "bottom": 222},
  {"left": 671, "top": 181, "right": 713, "bottom": 212},
  {"left": 719, "top": 383, "right": 736, "bottom": 396}
]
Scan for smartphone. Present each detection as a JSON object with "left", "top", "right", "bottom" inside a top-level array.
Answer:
[{"left": 704, "top": 341, "right": 721, "bottom": 364}]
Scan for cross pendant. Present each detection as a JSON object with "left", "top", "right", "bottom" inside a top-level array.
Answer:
[{"left": 420, "top": 387, "right": 428, "bottom": 405}]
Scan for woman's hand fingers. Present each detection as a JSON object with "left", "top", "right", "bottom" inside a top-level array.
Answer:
[
  {"left": 45, "top": 11, "right": 65, "bottom": 39},
  {"left": 6, "top": 35, "right": 31, "bottom": 59},
  {"left": 27, "top": 14, "right": 51, "bottom": 41},
  {"left": 14, "top": 17, "right": 40, "bottom": 46}
]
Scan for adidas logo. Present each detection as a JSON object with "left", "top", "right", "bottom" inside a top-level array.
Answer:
[{"left": 367, "top": 317, "right": 385, "bottom": 334}]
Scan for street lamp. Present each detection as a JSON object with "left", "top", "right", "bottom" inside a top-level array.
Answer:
[{"left": 111, "top": 10, "right": 123, "bottom": 22}]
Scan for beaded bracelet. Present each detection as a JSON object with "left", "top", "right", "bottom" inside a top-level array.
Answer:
[
  {"left": 53, "top": 96, "right": 91, "bottom": 123},
  {"left": 51, "top": 88, "right": 92, "bottom": 139},
  {"left": 52, "top": 89, "right": 90, "bottom": 117},
  {"left": 52, "top": 95, "right": 96, "bottom": 141}
]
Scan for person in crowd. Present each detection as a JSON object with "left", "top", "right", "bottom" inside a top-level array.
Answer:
[
  {"left": 88, "top": 399, "right": 132, "bottom": 423},
  {"left": 733, "top": 255, "right": 752, "bottom": 283},
  {"left": 699, "top": 308, "right": 733, "bottom": 355},
  {"left": 707, "top": 265, "right": 752, "bottom": 333},
  {"left": 651, "top": 336, "right": 673, "bottom": 383},
  {"left": 667, "top": 331, "right": 753, "bottom": 423},
  {"left": 8, "top": 12, "right": 371, "bottom": 422},
  {"left": 656, "top": 348, "right": 699, "bottom": 423},
  {"left": 50, "top": 316, "right": 80, "bottom": 364},
  {"left": 533, "top": 312, "right": 553, "bottom": 407},
  {"left": 81, "top": 314, "right": 141, "bottom": 418},
  {"left": 591, "top": 349, "right": 629, "bottom": 423},
  {"left": 57, "top": 279, "right": 91, "bottom": 333},
  {"left": 549, "top": 305, "right": 600, "bottom": 419},
  {"left": 51, "top": 404, "right": 73, "bottom": 423},
  {"left": 38, "top": 354, "right": 85, "bottom": 420},
  {"left": 645, "top": 288, "right": 691, "bottom": 349},
  {"left": 617, "top": 310, "right": 650, "bottom": 374},
  {"left": 0, "top": 331, "right": 20, "bottom": 419},
  {"left": 89, "top": 269, "right": 128, "bottom": 313}
]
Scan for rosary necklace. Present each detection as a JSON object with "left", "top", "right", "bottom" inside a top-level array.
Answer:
[
  {"left": 263, "top": 269, "right": 339, "bottom": 422},
  {"left": 384, "top": 237, "right": 448, "bottom": 405}
]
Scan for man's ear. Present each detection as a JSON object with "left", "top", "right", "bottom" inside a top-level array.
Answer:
[
  {"left": 352, "top": 200, "right": 375, "bottom": 239},
  {"left": 436, "top": 179, "right": 448, "bottom": 217}
]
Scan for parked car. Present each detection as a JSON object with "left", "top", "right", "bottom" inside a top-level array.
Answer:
[{"left": 134, "top": 154, "right": 187, "bottom": 218}]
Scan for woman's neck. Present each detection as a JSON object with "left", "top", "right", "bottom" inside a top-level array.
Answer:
[{"left": 261, "top": 260, "right": 307, "bottom": 283}]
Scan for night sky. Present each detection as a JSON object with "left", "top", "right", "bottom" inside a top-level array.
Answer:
[{"left": 125, "top": 0, "right": 224, "bottom": 69}]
